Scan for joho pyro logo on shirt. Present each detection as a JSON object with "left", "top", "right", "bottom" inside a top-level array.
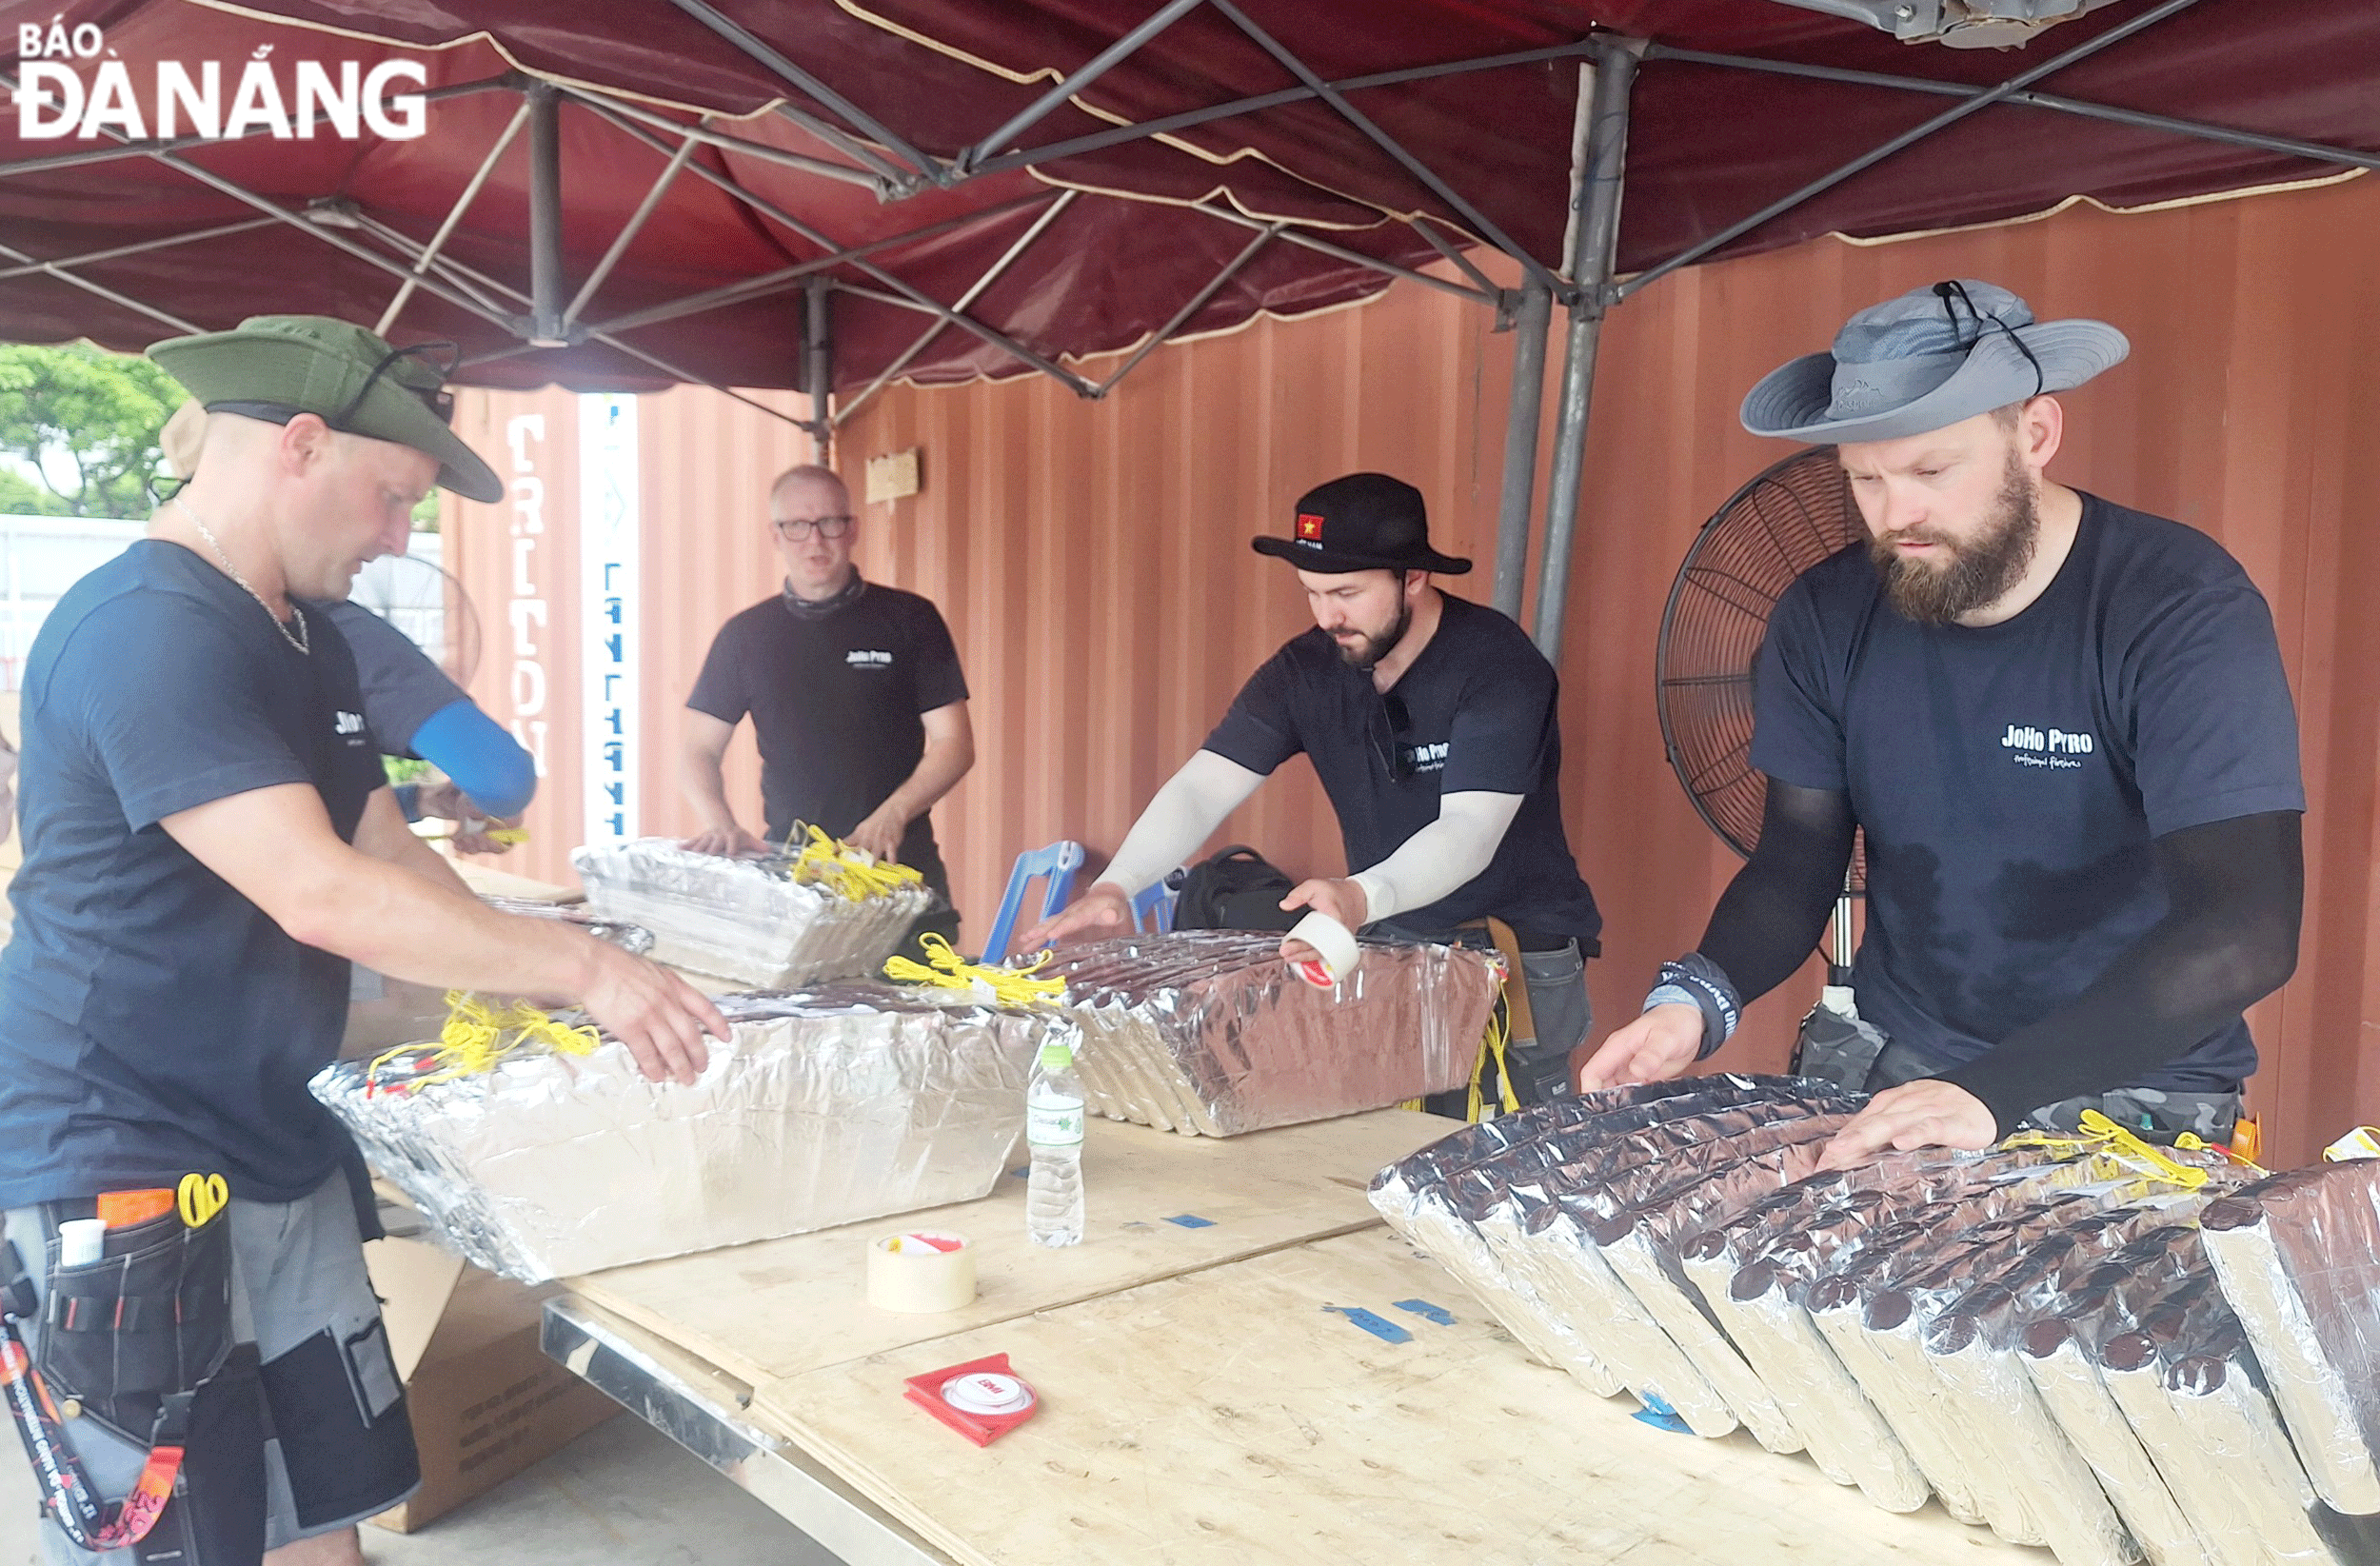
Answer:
[
  {"left": 333, "top": 710, "right": 367, "bottom": 743},
  {"left": 12, "top": 23, "right": 427, "bottom": 142},
  {"left": 844, "top": 650, "right": 892, "bottom": 668},
  {"left": 2001, "top": 722, "right": 2094, "bottom": 770},
  {"left": 1402, "top": 741, "right": 1450, "bottom": 773}
]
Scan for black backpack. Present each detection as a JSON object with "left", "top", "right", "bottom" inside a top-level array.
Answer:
[{"left": 1168, "top": 844, "right": 1300, "bottom": 932}]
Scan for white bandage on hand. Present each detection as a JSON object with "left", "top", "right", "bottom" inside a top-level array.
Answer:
[{"left": 1348, "top": 791, "right": 1523, "bottom": 925}]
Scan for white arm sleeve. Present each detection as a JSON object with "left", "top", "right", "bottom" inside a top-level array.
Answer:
[
  {"left": 1348, "top": 791, "right": 1524, "bottom": 925},
  {"left": 1093, "top": 749, "right": 1266, "bottom": 897}
]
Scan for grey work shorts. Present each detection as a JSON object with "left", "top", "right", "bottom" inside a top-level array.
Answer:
[{"left": 5, "top": 1172, "right": 420, "bottom": 1562}]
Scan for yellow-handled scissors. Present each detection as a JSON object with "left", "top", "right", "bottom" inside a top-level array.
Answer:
[{"left": 176, "top": 1173, "right": 228, "bottom": 1228}]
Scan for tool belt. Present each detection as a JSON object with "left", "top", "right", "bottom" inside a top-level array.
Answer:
[{"left": 1, "top": 1193, "right": 246, "bottom": 1555}]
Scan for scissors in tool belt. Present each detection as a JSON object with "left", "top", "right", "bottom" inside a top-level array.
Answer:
[{"left": 177, "top": 1173, "right": 228, "bottom": 1228}]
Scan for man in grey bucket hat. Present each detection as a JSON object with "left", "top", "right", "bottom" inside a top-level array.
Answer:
[{"left": 1583, "top": 280, "right": 2306, "bottom": 1166}]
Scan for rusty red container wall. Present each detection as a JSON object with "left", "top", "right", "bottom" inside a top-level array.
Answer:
[{"left": 442, "top": 172, "right": 2380, "bottom": 1168}]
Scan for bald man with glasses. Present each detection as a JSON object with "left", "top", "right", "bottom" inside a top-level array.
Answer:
[{"left": 681, "top": 465, "right": 975, "bottom": 948}]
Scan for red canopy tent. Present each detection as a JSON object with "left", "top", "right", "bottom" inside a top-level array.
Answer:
[{"left": 2, "top": 0, "right": 2375, "bottom": 647}]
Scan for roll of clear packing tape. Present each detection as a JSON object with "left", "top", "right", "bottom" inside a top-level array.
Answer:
[
  {"left": 866, "top": 1229, "right": 976, "bottom": 1313},
  {"left": 1287, "top": 910, "right": 1361, "bottom": 989}
]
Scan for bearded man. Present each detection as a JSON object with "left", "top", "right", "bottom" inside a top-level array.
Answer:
[
  {"left": 1580, "top": 280, "right": 2304, "bottom": 1167},
  {"left": 1022, "top": 471, "right": 1602, "bottom": 1107}
]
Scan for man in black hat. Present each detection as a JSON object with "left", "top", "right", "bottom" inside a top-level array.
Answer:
[
  {"left": 1022, "top": 472, "right": 1602, "bottom": 1105},
  {"left": 1579, "top": 280, "right": 2303, "bottom": 1167}
]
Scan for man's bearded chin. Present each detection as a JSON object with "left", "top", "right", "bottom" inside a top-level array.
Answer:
[
  {"left": 1871, "top": 448, "right": 2040, "bottom": 624},
  {"left": 1336, "top": 599, "right": 1412, "bottom": 669}
]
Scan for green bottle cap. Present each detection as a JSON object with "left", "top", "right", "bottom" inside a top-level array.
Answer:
[{"left": 1037, "top": 1040, "right": 1075, "bottom": 1070}]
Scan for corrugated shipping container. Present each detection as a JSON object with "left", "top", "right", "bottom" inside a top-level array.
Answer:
[{"left": 440, "top": 171, "right": 2380, "bottom": 1167}]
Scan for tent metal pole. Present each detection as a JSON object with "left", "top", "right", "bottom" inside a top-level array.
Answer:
[
  {"left": 1411, "top": 217, "right": 1500, "bottom": 299},
  {"left": 378, "top": 97, "right": 532, "bottom": 336},
  {"left": 805, "top": 280, "right": 834, "bottom": 462},
  {"left": 1206, "top": 0, "right": 1566, "bottom": 298},
  {"left": 581, "top": 192, "right": 1057, "bottom": 339},
  {"left": 1644, "top": 42, "right": 2380, "bottom": 175},
  {"left": 1616, "top": 0, "right": 2207, "bottom": 300},
  {"left": 0, "top": 71, "right": 523, "bottom": 338},
  {"left": 1191, "top": 204, "right": 1497, "bottom": 307},
  {"left": 0, "top": 236, "right": 201, "bottom": 333},
  {"left": 0, "top": 217, "right": 282, "bottom": 283},
  {"left": 561, "top": 88, "right": 888, "bottom": 188},
  {"left": 837, "top": 191, "right": 1078, "bottom": 427},
  {"left": 526, "top": 84, "right": 567, "bottom": 346},
  {"left": 1095, "top": 223, "right": 1279, "bottom": 397},
  {"left": 565, "top": 124, "right": 704, "bottom": 327},
  {"left": 959, "top": 0, "right": 1212, "bottom": 174},
  {"left": 664, "top": 0, "right": 949, "bottom": 187},
  {"left": 579, "top": 97, "right": 1098, "bottom": 395},
  {"left": 965, "top": 41, "right": 1593, "bottom": 181},
  {"left": 1491, "top": 284, "right": 1551, "bottom": 621},
  {"left": 1532, "top": 42, "right": 1638, "bottom": 665}
]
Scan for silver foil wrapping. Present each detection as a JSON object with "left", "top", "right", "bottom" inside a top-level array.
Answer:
[
  {"left": 572, "top": 838, "right": 932, "bottom": 986},
  {"left": 479, "top": 894, "right": 656, "bottom": 955},
  {"left": 1045, "top": 931, "right": 1500, "bottom": 1136},
  {"left": 2200, "top": 1159, "right": 2380, "bottom": 1516},
  {"left": 311, "top": 986, "right": 1056, "bottom": 1281}
]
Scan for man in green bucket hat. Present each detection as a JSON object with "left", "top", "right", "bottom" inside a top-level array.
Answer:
[{"left": 0, "top": 318, "right": 724, "bottom": 1566}]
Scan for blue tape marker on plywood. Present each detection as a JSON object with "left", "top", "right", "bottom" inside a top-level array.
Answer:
[
  {"left": 1163, "top": 1214, "right": 1215, "bottom": 1229},
  {"left": 1325, "top": 1307, "right": 1412, "bottom": 1344},
  {"left": 1392, "top": 1298, "right": 1455, "bottom": 1325}
]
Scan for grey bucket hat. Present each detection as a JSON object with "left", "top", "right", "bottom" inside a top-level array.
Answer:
[{"left": 1739, "top": 280, "right": 2129, "bottom": 445}]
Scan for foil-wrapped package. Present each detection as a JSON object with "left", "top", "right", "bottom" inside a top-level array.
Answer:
[
  {"left": 573, "top": 838, "right": 932, "bottom": 987},
  {"left": 312, "top": 986, "right": 1054, "bottom": 1281},
  {"left": 1045, "top": 931, "right": 1499, "bottom": 1136},
  {"left": 2200, "top": 1158, "right": 2380, "bottom": 1516},
  {"left": 478, "top": 895, "right": 657, "bottom": 955}
]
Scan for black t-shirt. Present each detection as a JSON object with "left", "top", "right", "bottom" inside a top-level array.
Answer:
[
  {"left": 686, "top": 581, "right": 968, "bottom": 871},
  {"left": 319, "top": 597, "right": 466, "bottom": 756},
  {"left": 1752, "top": 494, "right": 2305, "bottom": 1095},
  {"left": 1203, "top": 593, "right": 1601, "bottom": 949},
  {"left": 0, "top": 541, "right": 384, "bottom": 1206}
]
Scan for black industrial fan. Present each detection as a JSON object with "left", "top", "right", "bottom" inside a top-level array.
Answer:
[
  {"left": 1656, "top": 446, "right": 1868, "bottom": 992},
  {"left": 349, "top": 548, "right": 485, "bottom": 688}
]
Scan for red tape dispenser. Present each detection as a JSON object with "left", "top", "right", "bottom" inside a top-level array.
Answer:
[{"left": 903, "top": 1354, "right": 1039, "bottom": 1447}]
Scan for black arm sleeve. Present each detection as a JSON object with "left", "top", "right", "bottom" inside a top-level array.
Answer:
[
  {"left": 1940, "top": 810, "right": 2303, "bottom": 1137},
  {"left": 1696, "top": 779, "right": 1858, "bottom": 1005}
]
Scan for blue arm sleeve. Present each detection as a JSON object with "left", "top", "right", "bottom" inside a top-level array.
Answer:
[{"left": 409, "top": 700, "right": 538, "bottom": 818}]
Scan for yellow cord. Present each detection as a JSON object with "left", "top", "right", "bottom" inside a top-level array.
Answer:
[
  {"left": 2002, "top": 1107, "right": 2214, "bottom": 1189},
  {"left": 1461, "top": 984, "right": 1520, "bottom": 1122},
  {"left": 883, "top": 932, "right": 1066, "bottom": 1006},
  {"left": 778, "top": 823, "right": 926, "bottom": 901},
  {"left": 366, "top": 991, "right": 603, "bottom": 1095}
]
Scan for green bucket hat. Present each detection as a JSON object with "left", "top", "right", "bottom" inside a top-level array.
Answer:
[{"left": 148, "top": 315, "right": 503, "bottom": 503}]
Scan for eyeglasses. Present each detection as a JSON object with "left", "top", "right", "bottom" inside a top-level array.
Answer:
[
  {"left": 208, "top": 340, "right": 460, "bottom": 432},
  {"left": 1370, "top": 692, "right": 1416, "bottom": 782},
  {"left": 773, "top": 514, "right": 855, "bottom": 541}
]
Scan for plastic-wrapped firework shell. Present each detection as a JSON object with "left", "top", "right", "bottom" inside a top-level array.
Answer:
[
  {"left": 2097, "top": 1278, "right": 2330, "bottom": 1566},
  {"left": 1045, "top": 931, "right": 1498, "bottom": 1136},
  {"left": 2199, "top": 1159, "right": 2380, "bottom": 1516},
  {"left": 573, "top": 839, "right": 934, "bottom": 987},
  {"left": 312, "top": 986, "right": 1052, "bottom": 1281}
]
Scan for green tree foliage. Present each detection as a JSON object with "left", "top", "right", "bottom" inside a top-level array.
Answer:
[{"left": 0, "top": 344, "right": 182, "bottom": 518}]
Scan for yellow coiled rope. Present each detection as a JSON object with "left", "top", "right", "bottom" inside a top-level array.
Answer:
[
  {"left": 1402, "top": 958, "right": 1519, "bottom": 1121},
  {"left": 883, "top": 933, "right": 1066, "bottom": 1007},
  {"left": 2001, "top": 1106, "right": 2240, "bottom": 1189},
  {"left": 366, "top": 991, "right": 602, "bottom": 1096},
  {"left": 779, "top": 823, "right": 926, "bottom": 901}
]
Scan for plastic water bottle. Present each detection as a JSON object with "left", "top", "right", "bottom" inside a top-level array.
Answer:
[{"left": 1025, "top": 1040, "right": 1085, "bottom": 1247}]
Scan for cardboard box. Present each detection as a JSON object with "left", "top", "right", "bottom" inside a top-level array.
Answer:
[{"left": 363, "top": 1230, "right": 620, "bottom": 1533}]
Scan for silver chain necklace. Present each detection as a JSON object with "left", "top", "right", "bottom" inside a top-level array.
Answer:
[{"left": 170, "top": 495, "right": 308, "bottom": 655}]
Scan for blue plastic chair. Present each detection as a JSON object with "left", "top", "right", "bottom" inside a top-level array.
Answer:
[
  {"left": 1130, "top": 875, "right": 1180, "bottom": 935},
  {"left": 982, "top": 840, "right": 1086, "bottom": 962}
]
